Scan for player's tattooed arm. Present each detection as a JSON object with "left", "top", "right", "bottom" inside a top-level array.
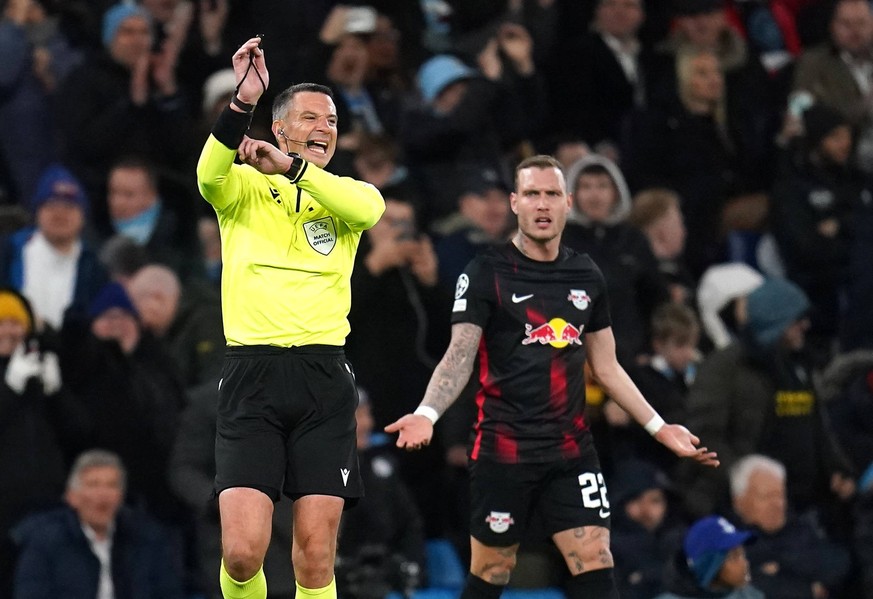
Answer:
[{"left": 421, "top": 322, "right": 482, "bottom": 417}]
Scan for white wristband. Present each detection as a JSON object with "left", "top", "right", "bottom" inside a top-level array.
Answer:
[
  {"left": 644, "top": 414, "right": 665, "bottom": 436},
  {"left": 414, "top": 405, "right": 439, "bottom": 425}
]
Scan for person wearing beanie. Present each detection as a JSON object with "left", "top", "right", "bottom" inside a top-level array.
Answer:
[
  {"left": 771, "top": 98, "right": 868, "bottom": 359},
  {"left": 792, "top": 0, "right": 873, "bottom": 171},
  {"left": 0, "top": 0, "right": 83, "bottom": 207},
  {"left": 743, "top": 277, "right": 809, "bottom": 349},
  {"left": 54, "top": 2, "right": 194, "bottom": 212},
  {"left": 802, "top": 103, "right": 851, "bottom": 152},
  {"left": 681, "top": 276, "right": 855, "bottom": 527},
  {"left": 0, "top": 287, "right": 70, "bottom": 596},
  {"left": 398, "top": 22, "right": 546, "bottom": 224},
  {"left": 0, "top": 163, "right": 107, "bottom": 332},
  {"left": 610, "top": 459, "right": 685, "bottom": 599},
  {"left": 0, "top": 288, "right": 32, "bottom": 341},
  {"left": 88, "top": 280, "right": 138, "bottom": 321},
  {"left": 57, "top": 277, "right": 191, "bottom": 584},
  {"left": 416, "top": 54, "right": 477, "bottom": 106},
  {"left": 655, "top": 515, "right": 763, "bottom": 599},
  {"left": 101, "top": 3, "right": 151, "bottom": 49}
]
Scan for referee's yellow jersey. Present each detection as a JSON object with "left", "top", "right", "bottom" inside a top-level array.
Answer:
[{"left": 197, "top": 135, "right": 385, "bottom": 347}]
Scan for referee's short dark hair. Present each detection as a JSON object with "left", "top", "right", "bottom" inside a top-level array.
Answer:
[{"left": 272, "top": 83, "right": 334, "bottom": 121}]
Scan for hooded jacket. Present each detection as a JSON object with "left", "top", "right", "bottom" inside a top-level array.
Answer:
[{"left": 561, "top": 154, "right": 668, "bottom": 362}]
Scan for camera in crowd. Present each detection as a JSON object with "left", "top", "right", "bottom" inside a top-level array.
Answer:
[{"left": 335, "top": 543, "right": 421, "bottom": 599}]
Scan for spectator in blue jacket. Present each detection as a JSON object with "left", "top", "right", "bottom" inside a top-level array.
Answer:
[
  {"left": 729, "top": 454, "right": 852, "bottom": 599},
  {"left": 11, "top": 448, "right": 184, "bottom": 599},
  {"left": 0, "top": 164, "right": 106, "bottom": 331}
]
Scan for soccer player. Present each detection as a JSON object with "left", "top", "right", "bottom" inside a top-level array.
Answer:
[
  {"left": 386, "top": 155, "right": 717, "bottom": 599},
  {"left": 196, "top": 37, "right": 385, "bottom": 599}
]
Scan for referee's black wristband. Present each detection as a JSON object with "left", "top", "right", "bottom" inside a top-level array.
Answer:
[
  {"left": 212, "top": 105, "right": 253, "bottom": 150},
  {"left": 282, "top": 153, "right": 308, "bottom": 184},
  {"left": 231, "top": 95, "right": 256, "bottom": 114}
]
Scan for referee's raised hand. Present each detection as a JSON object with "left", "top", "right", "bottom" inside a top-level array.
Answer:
[{"left": 231, "top": 36, "right": 269, "bottom": 107}]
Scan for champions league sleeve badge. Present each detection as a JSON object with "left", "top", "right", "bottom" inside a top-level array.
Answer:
[{"left": 453, "top": 273, "right": 469, "bottom": 312}]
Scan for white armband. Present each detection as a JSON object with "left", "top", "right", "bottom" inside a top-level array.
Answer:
[
  {"left": 644, "top": 414, "right": 665, "bottom": 436},
  {"left": 414, "top": 405, "right": 439, "bottom": 425}
]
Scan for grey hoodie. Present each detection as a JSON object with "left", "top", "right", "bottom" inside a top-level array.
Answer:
[{"left": 564, "top": 153, "right": 632, "bottom": 226}]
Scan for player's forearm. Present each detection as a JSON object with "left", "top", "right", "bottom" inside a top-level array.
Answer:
[
  {"left": 419, "top": 354, "right": 474, "bottom": 418},
  {"left": 594, "top": 361, "right": 661, "bottom": 428},
  {"left": 419, "top": 327, "right": 479, "bottom": 418}
]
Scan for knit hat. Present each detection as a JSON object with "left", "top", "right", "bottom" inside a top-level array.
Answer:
[
  {"left": 88, "top": 282, "right": 138, "bottom": 320},
  {"left": 0, "top": 290, "right": 32, "bottom": 334},
  {"left": 745, "top": 277, "right": 810, "bottom": 347},
  {"left": 697, "top": 263, "right": 765, "bottom": 349},
  {"left": 457, "top": 165, "right": 511, "bottom": 197},
  {"left": 30, "top": 164, "right": 88, "bottom": 214},
  {"left": 684, "top": 516, "right": 754, "bottom": 588},
  {"left": 803, "top": 104, "right": 850, "bottom": 148},
  {"left": 417, "top": 55, "right": 476, "bottom": 104},
  {"left": 609, "top": 459, "right": 674, "bottom": 506},
  {"left": 202, "top": 68, "right": 237, "bottom": 116},
  {"left": 102, "top": 4, "right": 150, "bottom": 48}
]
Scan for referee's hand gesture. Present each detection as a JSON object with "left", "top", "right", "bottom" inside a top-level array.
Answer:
[{"left": 232, "top": 36, "right": 269, "bottom": 106}]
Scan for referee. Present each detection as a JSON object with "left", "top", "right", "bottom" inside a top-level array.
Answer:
[{"left": 196, "top": 37, "right": 385, "bottom": 599}]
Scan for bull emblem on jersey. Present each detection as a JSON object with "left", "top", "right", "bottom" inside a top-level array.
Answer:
[{"left": 568, "top": 289, "right": 590, "bottom": 310}]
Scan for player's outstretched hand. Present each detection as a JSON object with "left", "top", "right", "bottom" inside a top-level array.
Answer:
[
  {"left": 655, "top": 423, "right": 719, "bottom": 468},
  {"left": 384, "top": 414, "right": 434, "bottom": 451},
  {"left": 237, "top": 135, "right": 288, "bottom": 174}
]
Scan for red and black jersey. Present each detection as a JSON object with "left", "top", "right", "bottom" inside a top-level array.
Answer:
[{"left": 452, "top": 242, "right": 612, "bottom": 464}]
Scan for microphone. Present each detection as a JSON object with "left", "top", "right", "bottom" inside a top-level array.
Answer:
[{"left": 279, "top": 129, "right": 317, "bottom": 152}]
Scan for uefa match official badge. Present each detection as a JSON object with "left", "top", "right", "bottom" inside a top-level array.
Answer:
[
  {"left": 304, "top": 216, "right": 336, "bottom": 255},
  {"left": 485, "top": 511, "right": 514, "bottom": 533}
]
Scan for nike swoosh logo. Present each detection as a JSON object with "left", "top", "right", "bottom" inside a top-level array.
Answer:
[
  {"left": 512, "top": 293, "right": 534, "bottom": 303},
  {"left": 599, "top": 508, "right": 611, "bottom": 519}
]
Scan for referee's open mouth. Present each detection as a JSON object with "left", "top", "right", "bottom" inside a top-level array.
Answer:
[
  {"left": 535, "top": 216, "right": 552, "bottom": 229},
  {"left": 306, "top": 140, "right": 330, "bottom": 155}
]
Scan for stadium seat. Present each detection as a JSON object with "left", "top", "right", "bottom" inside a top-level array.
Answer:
[
  {"left": 503, "top": 588, "right": 566, "bottom": 599},
  {"left": 386, "top": 589, "right": 459, "bottom": 599},
  {"left": 424, "top": 539, "right": 466, "bottom": 589}
]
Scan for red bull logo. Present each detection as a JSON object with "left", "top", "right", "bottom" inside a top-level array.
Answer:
[{"left": 522, "top": 318, "right": 583, "bottom": 348}]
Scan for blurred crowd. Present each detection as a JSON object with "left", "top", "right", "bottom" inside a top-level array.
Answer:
[{"left": 2, "top": 0, "right": 873, "bottom": 597}]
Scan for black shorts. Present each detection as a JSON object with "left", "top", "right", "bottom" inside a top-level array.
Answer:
[
  {"left": 214, "top": 345, "right": 363, "bottom": 505},
  {"left": 468, "top": 453, "right": 611, "bottom": 547}
]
